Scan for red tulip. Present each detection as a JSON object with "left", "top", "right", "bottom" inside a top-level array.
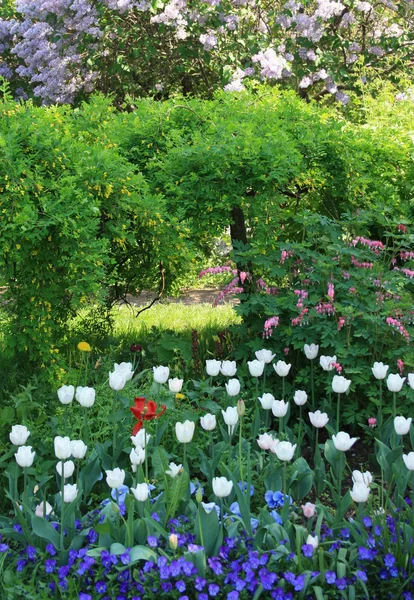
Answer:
[{"left": 130, "top": 397, "right": 166, "bottom": 435}]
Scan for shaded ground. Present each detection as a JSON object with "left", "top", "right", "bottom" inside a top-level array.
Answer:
[{"left": 125, "top": 287, "right": 239, "bottom": 307}]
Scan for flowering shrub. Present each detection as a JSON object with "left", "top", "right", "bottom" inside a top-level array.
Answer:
[{"left": 0, "top": 0, "right": 412, "bottom": 103}]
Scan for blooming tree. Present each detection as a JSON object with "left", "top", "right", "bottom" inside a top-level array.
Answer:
[{"left": 0, "top": 0, "right": 412, "bottom": 103}]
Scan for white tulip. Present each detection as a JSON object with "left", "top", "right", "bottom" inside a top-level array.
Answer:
[
  {"left": 258, "top": 393, "right": 275, "bottom": 410},
  {"left": 408, "top": 374, "right": 414, "bottom": 390},
  {"left": 35, "top": 501, "right": 53, "bottom": 517},
  {"left": 225, "top": 379, "right": 240, "bottom": 397},
  {"left": 220, "top": 361, "right": 237, "bottom": 377},
  {"left": 109, "top": 371, "right": 126, "bottom": 391},
  {"left": 131, "top": 429, "right": 151, "bottom": 448},
  {"left": 319, "top": 355, "right": 337, "bottom": 371},
  {"left": 9, "top": 425, "right": 30, "bottom": 446},
  {"left": 306, "top": 534, "right": 319, "bottom": 549},
  {"left": 200, "top": 414, "right": 217, "bottom": 431},
  {"left": 57, "top": 385, "right": 75, "bottom": 405},
  {"left": 175, "top": 420, "right": 195, "bottom": 444},
  {"left": 56, "top": 460, "right": 75, "bottom": 479},
  {"left": 255, "top": 349, "right": 276, "bottom": 364},
  {"left": 271, "top": 399, "right": 289, "bottom": 418},
  {"left": 131, "top": 483, "right": 149, "bottom": 502},
  {"left": 332, "top": 431, "right": 358, "bottom": 452},
  {"left": 273, "top": 361, "right": 291, "bottom": 377},
  {"left": 304, "top": 344, "right": 319, "bottom": 360},
  {"left": 75, "top": 386, "right": 95, "bottom": 408},
  {"left": 206, "top": 360, "right": 221, "bottom": 376},
  {"left": 60, "top": 483, "right": 78, "bottom": 503},
  {"left": 221, "top": 406, "right": 239, "bottom": 435},
  {"left": 309, "top": 410, "right": 329, "bottom": 428},
  {"left": 165, "top": 462, "right": 183, "bottom": 478},
  {"left": 54, "top": 436, "right": 72, "bottom": 460},
  {"left": 403, "top": 452, "right": 414, "bottom": 471},
  {"left": 153, "top": 365, "right": 170, "bottom": 384},
  {"left": 257, "top": 433, "right": 278, "bottom": 452},
  {"left": 15, "top": 446, "right": 35, "bottom": 468},
  {"left": 332, "top": 375, "right": 351, "bottom": 394},
  {"left": 371, "top": 362, "right": 389, "bottom": 380},
  {"left": 105, "top": 468, "right": 125, "bottom": 489},
  {"left": 114, "top": 362, "right": 134, "bottom": 381},
  {"left": 350, "top": 482, "right": 370, "bottom": 503},
  {"left": 394, "top": 416, "right": 412, "bottom": 436},
  {"left": 130, "top": 446, "right": 145, "bottom": 465},
  {"left": 352, "top": 470, "right": 373, "bottom": 486},
  {"left": 274, "top": 441, "right": 296, "bottom": 462},
  {"left": 168, "top": 378, "right": 183, "bottom": 393},
  {"left": 247, "top": 360, "right": 265, "bottom": 377},
  {"left": 293, "top": 390, "right": 308, "bottom": 406},
  {"left": 212, "top": 476, "right": 233, "bottom": 498},
  {"left": 70, "top": 440, "right": 88, "bottom": 459},
  {"left": 387, "top": 373, "right": 405, "bottom": 392}
]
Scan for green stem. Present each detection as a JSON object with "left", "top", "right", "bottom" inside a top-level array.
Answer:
[
  {"left": 283, "top": 462, "right": 287, "bottom": 498},
  {"left": 65, "top": 404, "right": 69, "bottom": 437},
  {"left": 310, "top": 360, "right": 315, "bottom": 410},
  {"left": 60, "top": 462, "right": 65, "bottom": 551},
  {"left": 282, "top": 377, "right": 285, "bottom": 401},
  {"left": 228, "top": 431, "right": 233, "bottom": 469},
  {"left": 83, "top": 409, "right": 88, "bottom": 446},
  {"left": 297, "top": 406, "right": 302, "bottom": 457},
  {"left": 336, "top": 393, "right": 341, "bottom": 431},
  {"left": 183, "top": 443, "right": 187, "bottom": 470},
  {"left": 197, "top": 507, "right": 205, "bottom": 549},
  {"left": 279, "top": 416, "right": 283, "bottom": 437},
  {"left": 23, "top": 470, "right": 28, "bottom": 516},
  {"left": 378, "top": 379, "right": 383, "bottom": 430},
  {"left": 84, "top": 354, "right": 89, "bottom": 386},
  {"left": 262, "top": 368, "right": 266, "bottom": 396},
  {"left": 112, "top": 391, "right": 117, "bottom": 467},
  {"left": 239, "top": 417, "right": 243, "bottom": 483},
  {"left": 393, "top": 391, "right": 397, "bottom": 421}
]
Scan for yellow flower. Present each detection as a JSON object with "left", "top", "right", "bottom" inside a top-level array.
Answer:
[
  {"left": 175, "top": 393, "right": 185, "bottom": 400},
  {"left": 77, "top": 341, "right": 91, "bottom": 352}
]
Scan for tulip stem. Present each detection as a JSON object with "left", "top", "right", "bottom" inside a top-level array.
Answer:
[
  {"left": 60, "top": 462, "right": 65, "bottom": 551},
  {"left": 283, "top": 462, "right": 287, "bottom": 499},
  {"left": 112, "top": 391, "right": 117, "bottom": 468},
  {"left": 239, "top": 417, "right": 243, "bottom": 484},
  {"left": 83, "top": 409, "right": 88, "bottom": 446},
  {"left": 219, "top": 498, "right": 224, "bottom": 538},
  {"left": 336, "top": 393, "right": 341, "bottom": 431},
  {"left": 23, "top": 470, "right": 28, "bottom": 517},
  {"left": 262, "top": 368, "right": 266, "bottom": 396},
  {"left": 282, "top": 378, "right": 285, "bottom": 401},
  {"left": 297, "top": 406, "right": 303, "bottom": 457},
  {"left": 228, "top": 432, "right": 233, "bottom": 469},
  {"left": 310, "top": 360, "right": 315, "bottom": 410},
  {"left": 279, "top": 417, "right": 283, "bottom": 437},
  {"left": 393, "top": 392, "right": 397, "bottom": 421},
  {"left": 65, "top": 404, "right": 69, "bottom": 437},
  {"left": 378, "top": 379, "right": 383, "bottom": 430},
  {"left": 183, "top": 443, "right": 187, "bottom": 471}
]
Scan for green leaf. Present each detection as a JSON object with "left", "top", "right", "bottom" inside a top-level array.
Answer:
[
  {"left": 31, "top": 515, "right": 60, "bottom": 549},
  {"left": 129, "top": 545, "right": 157, "bottom": 564}
]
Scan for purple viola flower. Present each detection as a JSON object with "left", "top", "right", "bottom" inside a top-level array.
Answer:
[
  {"left": 95, "top": 581, "right": 107, "bottom": 593},
  {"left": 147, "top": 535, "right": 158, "bottom": 547},
  {"left": 227, "top": 592, "right": 240, "bottom": 600},
  {"left": 45, "top": 559, "right": 57, "bottom": 573},
  {"left": 0, "top": 544, "right": 9, "bottom": 552},
  {"left": 175, "top": 581, "right": 186, "bottom": 593},
  {"left": 336, "top": 577, "right": 347, "bottom": 590},
  {"left": 355, "top": 570, "right": 367, "bottom": 582},
  {"left": 79, "top": 594, "right": 92, "bottom": 600},
  {"left": 325, "top": 571, "right": 336, "bottom": 584},
  {"left": 208, "top": 583, "right": 220, "bottom": 597},
  {"left": 384, "top": 553, "right": 396, "bottom": 567},
  {"left": 195, "top": 577, "right": 206, "bottom": 591},
  {"left": 302, "top": 544, "right": 314, "bottom": 557}
]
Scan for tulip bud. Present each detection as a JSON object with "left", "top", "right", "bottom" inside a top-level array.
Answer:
[
  {"left": 56, "top": 460, "right": 75, "bottom": 479},
  {"left": 200, "top": 414, "right": 216, "bottom": 431},
  {"left": 131, "top": 483, "right": 149, "bottom": 502},
  {"left": 168, "top": 378, "right": 184, "bottom": 393},
  {"left": 274, "top": 441, "right": 296, "bottom": 462},
  {"left": 247, "top": 360, "right": 265, "bottom": 377},
  {"left": 212, "top": 476, "right": 233, "bottom": 498},
  {"left": 15, "top": 446, "right": 35, "bottom": 468},
  {"left": 293, "top": 390, "right": 308, "bottom": 406},
  {"left": 169, "top": 533, "right": 178, "bottom": 550},
  {"left": 350, "top": 482, "right": 370, "bottom": 503},
  {"left": 332, "top": 431, "right": 358, "bottom": 452},
  {"left": 258, "top": 393, "right": 275, "bottom": 410},
  {"left": 225, "top": 379, "right": 241, "bottom": 397},
  {"left": 113, "top": 362, "right": 134, "bottom": 382},
  {"left": 237, "top": 399, "right": 245, "bottom": 417},
  {"left": 371, "top": 362, "right": 389, "bottom": 380},
  {"left": 165, "top": 462, "right": 183, "bottom": 478},
  {"left": 57, "top": 385, "right": 75, "bottom": 405},
  {"left": 205, "top": 360, "right": 221, "bottom": 376},
  {"left": 332, "top": 375, "right": 351, "bottom": 394},
  {"left": 221, "top": 406, "right": 239, "bottom": 435},
  {"left": 403, "top": 452, "right": 414, "bottom": 471},
  {"left": 60, "top": 483, "right": 78, "bottom": 503},
  {"left": 271, "top": 400, "right": 289, "bottom": 418},
  {"left": 75, "top": 386, "right": 95, "bottom": 408},
  {"left": 319, "top": 355, "right": 336, "bottom": 371},
  {"left": 175, "top": 420, "right": 195, "bottom": 444},
  {"left": 408, "top": 373, "right": 414, "bottom": 390},
  {"left": 308, "top": 410, "right": 329, "bottom": 428},
  {"left": 306, "top": 534, "right": 318, "bottom": 549},
  {"left": 387, "top": 373, "right": 405, "bottom": 392},
  {"left": 54, "top": 436, "right": 72, "bottom": 460},
  {"left": 394, "top": 416, "right": 412, "bottom": 436},
  {"left": 70, "top": 440, "right": 87, "bottom": 460},
  {"left": 153, "top": 365, "right": 170, "bottom": 384},
  {"left": 220, "top": 361, "right": 237, "bottom": 377},
  {"left": 105, "top": 468, "right": 126, "bottom": 489},
  {"left": 304, "top": 344, "right": 319, "bottom": 360},
  {"left": 9, "top": 425, "right": 30, "bottom": 446},
  {"left": 302, "top": 502, "right": 316, "bottom": 518},
  {"left": 273, "top": 361, "right": 291, "bottom": 377},
  {"left": 255, "top": 349, "right": 276, "bottom": 364},
  {"left": 35, "top": 501, "right": 53, "bottom": 517},
  {"left": 196, "top": 487, "right": 203, "bottom": 504},
  {"left": 109, "top": 371, "right": 126, "bottom": 391}
]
